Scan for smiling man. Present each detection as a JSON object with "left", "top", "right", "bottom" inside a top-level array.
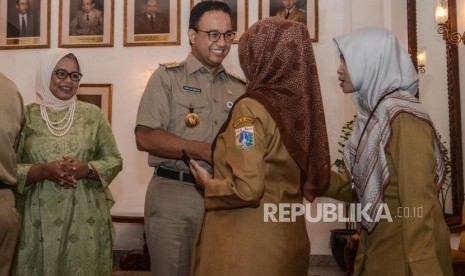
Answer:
[{"left": 135, "top": 1, "right": 245, "bottom": 275}]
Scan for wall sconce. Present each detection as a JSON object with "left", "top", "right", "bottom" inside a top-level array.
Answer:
[
  {"left": 417, "top": 47, "right": 427, "bottom": 74},
  {"left": 435, "top": 0, "right": 464, "bottom": 45}
]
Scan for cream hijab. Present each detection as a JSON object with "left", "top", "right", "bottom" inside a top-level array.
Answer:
[
  {"left": 35, "top": 48, "right": 79, "bottom": 112},
  {"left": 334, "top": 27, "right": 445, "bottom": 232}
]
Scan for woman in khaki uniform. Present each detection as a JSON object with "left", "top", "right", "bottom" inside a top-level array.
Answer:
[
  {"left": 188, "top": 18, "right": 330, "bottom": 276},
  {"left": 327, "top": 27, "right": 453, "bottom": 275}
]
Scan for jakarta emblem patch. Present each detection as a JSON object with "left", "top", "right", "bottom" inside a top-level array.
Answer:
[{"left": 235, "top": 126, "right": 254, "bottom": 149}]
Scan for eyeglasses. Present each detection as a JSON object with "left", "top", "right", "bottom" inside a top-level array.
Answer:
[
  {"left": 54, "top": 69, "right": 82, "bottom": 82},
  {"left": 195, "top": 29, "right": 236, "bottom": 43}
]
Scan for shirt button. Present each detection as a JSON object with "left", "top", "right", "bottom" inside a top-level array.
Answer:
[
  {"left": 213, "top": 99, "right": 217, "bottom": 103},
  {"left": 214, "top": 120, "right": 218, "bottom": 125}
]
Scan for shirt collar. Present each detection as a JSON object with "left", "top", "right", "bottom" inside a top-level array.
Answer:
[{"left": 186, "top": 53, "right": 226, "bottom": 76}]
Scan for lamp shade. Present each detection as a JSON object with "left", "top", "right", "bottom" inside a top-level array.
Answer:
[
  {"left": 435, "top": 0, "right": 449, "bottom": 24},
  {"left": 417, "top": 47, "right": 427, "bottom": 67}
]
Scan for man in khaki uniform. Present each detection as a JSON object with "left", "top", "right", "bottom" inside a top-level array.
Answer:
[
  {"left": 0, "top": 72, "right": 24, "bottom": 276},
  {"left": 70, "top": 0, "right": 103, "bottom": 36},
  {"left": 135, "top": 2, "right": 245, "bottom": 275}
]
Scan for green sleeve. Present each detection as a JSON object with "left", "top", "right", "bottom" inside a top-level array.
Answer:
[
  {"left": 90, "top": 112, "right": 123, "bottom": 191},
  {"left": 15, "top": 142, "right": 32, "bottom": 194},
  {"left": 15, "top": 106, "right": 33, "bottom": 194}
]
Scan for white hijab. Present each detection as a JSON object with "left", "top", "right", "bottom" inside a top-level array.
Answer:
[
  {"left": 35, "top": 48, "right": 79, "bottom": 111},
  {"left": 334, "top": 27, "right": 445, "bottom": 232}
]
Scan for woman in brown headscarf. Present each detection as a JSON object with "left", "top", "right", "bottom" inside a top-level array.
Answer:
[{"left": 188, "top": 17, "right": 330, "bottom": 276}]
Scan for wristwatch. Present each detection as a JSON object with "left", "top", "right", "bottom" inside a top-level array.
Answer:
[{"left": 87, "top": 163, "right": 97, "bottom": 179}]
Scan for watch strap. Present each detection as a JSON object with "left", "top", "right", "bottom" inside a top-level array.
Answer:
[{"left": 87, "top": 163, "right": 97, "bottom": 179}]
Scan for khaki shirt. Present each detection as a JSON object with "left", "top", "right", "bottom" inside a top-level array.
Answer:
[
  {"left": 326, "top": 113, "right": 453, "bottom": 275},
  {"left": 136, "top": 53, "right": 246, "bottom": 171},
  {"left": 191, "top": 98, "right": 309, "bottom": 276},
  {"left": 0, "top": 72, "right": 23, "bottom": 185},
  {"left": 70, "top": 9, "right": 103, "bottom": 35}
]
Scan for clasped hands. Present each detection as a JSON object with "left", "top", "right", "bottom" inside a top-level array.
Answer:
[{"left": 45, "top": 156, "right": 87, "bottom": 189}]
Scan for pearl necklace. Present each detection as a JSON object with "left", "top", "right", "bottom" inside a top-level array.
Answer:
[{"left": 40, "top": 100, "right": 76, "bottom": 137}]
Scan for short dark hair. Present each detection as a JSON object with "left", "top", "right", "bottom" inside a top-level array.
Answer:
[
  {"left": 16, "top": 0, "right": 29, "bottom": 5},
  {"left": 189, "top": 1, "right": 231, "bottom": 30}
]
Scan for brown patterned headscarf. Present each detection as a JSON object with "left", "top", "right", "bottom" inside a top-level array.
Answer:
[{"left": 218, "top": 17, "right": 330, "bottom": 201}]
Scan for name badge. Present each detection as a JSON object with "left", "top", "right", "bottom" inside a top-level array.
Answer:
[{"left": 183, "top": 86, "right": 201, "bottom": 93}]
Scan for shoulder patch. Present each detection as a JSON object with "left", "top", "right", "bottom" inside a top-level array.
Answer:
[
  {"left": 159, "top": 61, "right": 182, "bottom": 69},
  {"left": 228, "top": 73, "right": 246, "bottom": 84},
  {"left": 233, "top": 116, "right": 254, "bottom": 128},
  {"left": 235, "top": 126, "right": 254, "bottom": 149}
]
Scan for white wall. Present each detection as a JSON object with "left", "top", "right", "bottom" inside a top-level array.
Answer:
[
  {"left": 417, "top": 0, "right": 449, "bottom": 138},
  {"left": 4, "top": 0, "right": 456, "bottom": 255}
]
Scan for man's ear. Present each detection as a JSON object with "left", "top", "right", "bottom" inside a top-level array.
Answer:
[{"left": 188, "top": 29, "right": 196, "bottom": 44}]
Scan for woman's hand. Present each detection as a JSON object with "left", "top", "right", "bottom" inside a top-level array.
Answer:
[
  {"left": 26, "top": 157, "right": 91, "bottom": 188},
  {"left": 40, "top": 160, "right": 75, "bottom": 188},
  {"left": 188, "top": 159, "right": 212, "bottom": 190},
  {"left": 62, "top": 156, "right": 88, "bottom": 182}
]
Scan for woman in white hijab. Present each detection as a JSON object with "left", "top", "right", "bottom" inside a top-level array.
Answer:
[
  {"left": 325, "top": 27, "right": 453, "bottom": 275},
  {"left": 13, "top": 48, "right": 122, "bottom": 276}
]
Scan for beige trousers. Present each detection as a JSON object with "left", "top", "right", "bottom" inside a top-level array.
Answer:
[
  {"left": 0, "top": 189, "right": 20, "bottom": 276},
  {"left": 144, "top": 175, "right": 204, "bottom": 276}
]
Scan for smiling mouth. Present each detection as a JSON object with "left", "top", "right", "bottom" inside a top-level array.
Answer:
[
  {"left": 59, "top": 86, "right": 74, "bottom": 92},
  {"left": 211, "top": 49, "right": 225, "bottom": 55}
]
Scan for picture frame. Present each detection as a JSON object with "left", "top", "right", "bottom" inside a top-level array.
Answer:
[
  {"left": 259, "top": 0, "right": 318, "bottom": 42},
  {"left": 124, "top": 0, "right": 180, "bottom": 46},
  {"left": 0, "top": 0, "right": 50, "bottom": 49},
  {"left": 77, "top": 84, "right": 112, "bottom": 123},
  {"left": 59, "top": 0, "right": 114, "bottom": 48},
  {"left": 190, "top": 0, "right": 248, "bottom": 44}
]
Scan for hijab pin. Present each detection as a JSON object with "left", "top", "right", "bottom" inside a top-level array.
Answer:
[
  {"left": 227, "top": 89, "right": 233, "bottom": 95},
  {"left": 226, "top": 101, "right": 233, "bottom": 109}
]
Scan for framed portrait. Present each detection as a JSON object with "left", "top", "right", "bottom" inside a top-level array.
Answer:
[
  {"left": 77, "top": 84, "right": 112, "bottom": 123},
  {"left": 0, "top": 0, "right": 50, "bottom": 49},
  {"left": 124, "top": 0, "right": 180, "bottom": 46},
  {"left": 59, "top": 0, "right": 114, "bottom": 48},
  {"left": 259, "top": 0, "right": 318, "bottom": 42},
  {"left": 190, "top": 0, "right": 248, "bottom": 44}
]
